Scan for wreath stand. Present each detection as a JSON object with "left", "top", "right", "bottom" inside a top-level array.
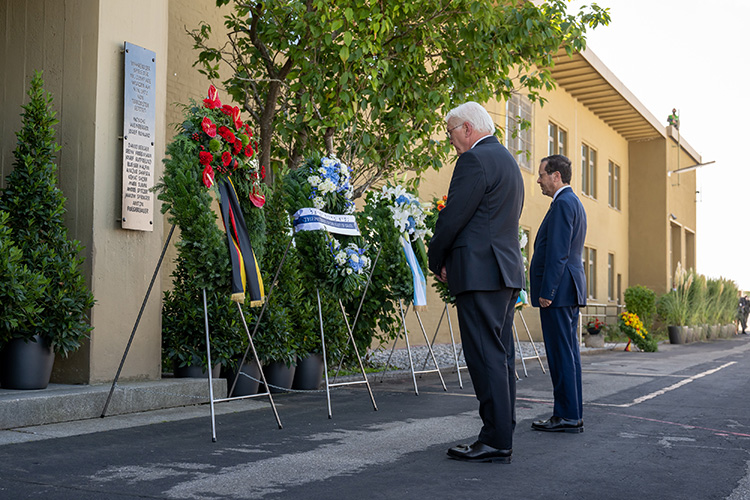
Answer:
[
  {"left": 100, "top": 225, "right": 284, "bottom": 442},
  {"left": 292, "top": 213, "right": 379, "bottom": 419},
  {"left": 204, "top": 290, "right": 283, "bottom": 442},
  {"left": 416, "top": 302, "right": 545, "bottom": 389},
  {"left": 513, "top": 307, "right": 546, "bottom": 377},
  {"left": 418, "top": 302, "right": 464, "bottom": 388},
  {"left": 317, "top": 288, "right": 378, "bottom": 419},
  {"left": 380, "top": 299, "right": 447, "bottom": 395}
]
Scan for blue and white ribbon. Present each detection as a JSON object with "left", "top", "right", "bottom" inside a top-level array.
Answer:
[
  {"left": 292, "top": 207, "right": 360, "bottom": 236},
  {"left": 399, "top": 235, "right": 427, "bottom": 310}
]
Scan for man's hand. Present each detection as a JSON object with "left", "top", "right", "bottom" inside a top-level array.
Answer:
[
  {"left": 539, "top": 297, "right": 552, "bottom": 308},
  {"left": 435, "top": 266, "right": 448, "bottom": 283}
]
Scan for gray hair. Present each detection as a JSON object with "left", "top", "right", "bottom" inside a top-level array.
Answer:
[{"left": 445, "top": 102, "right": 495, "bottom": 135}]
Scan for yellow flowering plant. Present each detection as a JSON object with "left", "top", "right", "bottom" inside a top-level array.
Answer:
[{"left": 618, "top": 311, "right": 658, "bottom": 352}]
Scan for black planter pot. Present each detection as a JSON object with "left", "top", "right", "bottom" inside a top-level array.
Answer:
[
  {"left": 0, "top": 334, "right": 55, "bottom": 390},
  {"left": 173, "top": 356, "right": 221, "bottom": 378},
  {"left": 262, "top": 361, "right": 296, "bottom": 394},
  {"left": 224, "top": 359, "right": 262, "bottom": 397},
  {"left": 668, "top": 325, "right": 687, "bottom": 344},
  {"left": 292, "top": 353, "right": 324, "bottom": 390}
]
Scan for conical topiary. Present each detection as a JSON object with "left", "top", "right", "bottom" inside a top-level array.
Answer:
[{"left": 0, "top": 71, "right": 95, "bottom": 357}]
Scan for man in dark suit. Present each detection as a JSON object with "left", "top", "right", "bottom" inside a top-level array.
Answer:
[
  {"left": 529, "top": 154, "right": 587, "bottom": 433},
  {"left": 428, "top": 101, "right": 525, "bottom": 463}
]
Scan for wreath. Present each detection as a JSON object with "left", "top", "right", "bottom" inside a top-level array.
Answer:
[
  {"left": 283, "top": 154, "right": 370, "bottom": 298},
  {"left": 619, "top": 311, "right": 658, "bottom": 352},
  {"left": 155, "top": 85, "right": 266, "bottom": 369},
  {"left": 361, "top": 183, "right": 430, "bottom": 304}
]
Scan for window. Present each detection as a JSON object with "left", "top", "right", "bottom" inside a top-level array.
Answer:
[
  {"left": 581, "top": 143, "right": 597, "bottom": 198},
  {"left": 583, "top": 246, "right": 597, "bottom": 299},
  {"left": 608, "top": 253, "right": 615, "bottom": 301},
  {"left": 548, "top": 122, "right": 567, "bottom": 157},
  {"left": 506, "top": 93, "right": 533, "bottom": 171},
  {"left": 608, "top": 161, "right": 621, "bottom": 210}
]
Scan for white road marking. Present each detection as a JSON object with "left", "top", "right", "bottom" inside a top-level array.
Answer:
[{"left": 588, "top": 361, "right": 736, "bottom": 408}]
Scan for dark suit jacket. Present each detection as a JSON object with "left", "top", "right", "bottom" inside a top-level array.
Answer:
[
  {"left": 428, "top": 136, "right": 525, "bottom": 295},
  {"left": 529, "top": 186, "right": 587, "bottom": 307}
]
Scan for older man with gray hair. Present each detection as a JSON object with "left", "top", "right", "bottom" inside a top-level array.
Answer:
[{"left": 428, "top": 101, "right": 525, "bottom": 463}]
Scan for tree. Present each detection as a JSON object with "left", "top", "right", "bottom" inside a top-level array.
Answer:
[
  {"left": 190, "top": 0, "right": 609, "bottom": 192},
  {"left": 0, "top": 71, "right": 95, "bottom": 356}
]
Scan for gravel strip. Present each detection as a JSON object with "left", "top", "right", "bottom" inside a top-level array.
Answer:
[{"left": 366, "top": 341, "right": 619, "bottom": 371}]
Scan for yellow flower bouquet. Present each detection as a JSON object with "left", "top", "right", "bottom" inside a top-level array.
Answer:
[{"left": 618, "top": 311, "right": 658, "bottom": 352}]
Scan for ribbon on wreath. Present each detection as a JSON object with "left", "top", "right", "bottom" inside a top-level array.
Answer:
[
  {"left": 292, "top": 207, "right": 360, "bottom": 235},
  {"left": 217, "top": 177, "right": 265, "bottom": 306},
  {"left": 399, "top": 234, "right": 427, "bottom": 311}
]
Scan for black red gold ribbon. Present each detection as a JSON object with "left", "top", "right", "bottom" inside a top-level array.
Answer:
[{"left": 217, "top": 177, "right": 264, "bottom": 307}]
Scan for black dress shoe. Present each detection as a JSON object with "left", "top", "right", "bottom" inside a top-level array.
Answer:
[
  {"left": 447, "top": 441, "right": 512, "bottom": 463},
  {"left": 531, "top": 416, "right": 584, "bottom": 433}
]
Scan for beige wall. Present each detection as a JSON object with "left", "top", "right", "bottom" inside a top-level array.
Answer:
[
  {"left": 628, "top": 138, "right": 668, "bottom": 293},
  {"left": 84, "top": 1, "right": 170, "bottom": 383}
]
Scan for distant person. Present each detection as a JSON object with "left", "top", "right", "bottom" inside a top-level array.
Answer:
[
  {"left": 738, "top": 295, "right": 750, "bottom": 334},
  {"left": 530, "top": 155, "right": 587, "bottom": 433},
  {"left": 428, "top": 101, "right": 525, "bottom": 463},
  {"left": 667, "top": 108, "right": 680, "bottom": 129}
]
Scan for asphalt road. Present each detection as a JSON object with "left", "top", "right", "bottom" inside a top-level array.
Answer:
[{"left": 2, "top": 336, "right": 750, "bottom": 499}]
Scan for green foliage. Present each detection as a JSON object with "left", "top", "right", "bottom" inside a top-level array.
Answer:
[
  {"left": 0, "top": 71, "right": 95, "bottom": 356},
  {"left": 0, "top": 211, "right": 49, "bottom": 341},
  {"left": 191, "top": 0, "right": 610, "bottom": 191},
  {"left": 657, "top": 264, "right": 692, "bottom": 327},
  {"left": 656, "top": 264, "right": 740, "bottom": 328},
  {"left": 161, "top": 271, "right": 241, "bottom": 369},
  {"left": 687, "top": 273, "right": 708, "bottom": 324},
  {"left": 624, "top": 285, "right": 656, "bottom": 331},
  {"left": 253, "top": 177, "right": 350, "bottom": 365},
  {"left": 251, "top": 178, "right": 303, "bottom": 366}
]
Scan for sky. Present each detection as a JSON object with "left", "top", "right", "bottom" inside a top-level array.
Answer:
[{"left": 565, "top": 0, "right": 749, "bottom": 291}]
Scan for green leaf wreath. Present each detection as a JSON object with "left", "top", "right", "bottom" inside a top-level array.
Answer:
[
  {"left": 283, "top": 154, "right": 371, "bottom": 298},
  {"left": 155, "top": 85, "right": 266, "bottom": 370}
]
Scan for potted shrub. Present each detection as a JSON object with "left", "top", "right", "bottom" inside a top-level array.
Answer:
[
  {"left": 657, "top": 264, "right": 692, "bottom": 344},
  {"left": 0, "top": 71, "right": 95, "bottom": 389},
  {"left": 0, "top": 211, "right": 51, "bottom": 388}
]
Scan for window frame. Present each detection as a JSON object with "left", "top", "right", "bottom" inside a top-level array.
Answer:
[
  {"left": 608, "top": 160, "right": 621, "bottom": 210},
  {"left": 547, "top": 121, "right": 567, "bottom": 157},
  {"left": 581, "top": 143, "right": 597, "bottom": 199},
  {"left": 506, "top": 93, "right": 534, "bottom": 172},
  {"left": 583, "top": 246, "right": 597, "bottom": 299}
]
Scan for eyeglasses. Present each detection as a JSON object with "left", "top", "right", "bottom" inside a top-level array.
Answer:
[{"left": 446, "top": 123, "right": 462, "bottom": 140}]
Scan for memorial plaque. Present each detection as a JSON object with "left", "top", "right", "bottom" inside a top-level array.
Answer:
[{"left": 121, "top": 42, "right": 156, "bottom": 231}]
